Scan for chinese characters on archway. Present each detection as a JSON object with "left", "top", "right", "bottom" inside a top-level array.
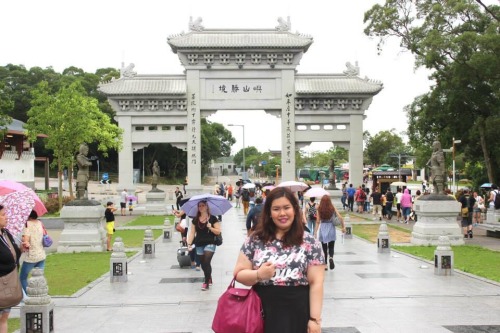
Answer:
[
  {"left": 189, "top": 92, "right": 199, "bottom": 165},
  {"left": 285, "top": 93, "right": 292, "bottom": 164},
  {"left": 218, "top": 84, "right": 262, "bottom": 94}
]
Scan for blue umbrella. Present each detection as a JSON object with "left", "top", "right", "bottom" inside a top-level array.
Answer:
[
  {"left": 480, "top": 183, "right": 493, "bottom": 189},
  {"left": 181, "top": 193, "right": 232, "bottom": 217}
]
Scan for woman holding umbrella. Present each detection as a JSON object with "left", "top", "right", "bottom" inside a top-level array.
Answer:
[
  {"left": 186, "top": 200, "right": 221, "bottom": 291},
  {"left": 0, "top": 204, "right": 22, "bottom": 333}
]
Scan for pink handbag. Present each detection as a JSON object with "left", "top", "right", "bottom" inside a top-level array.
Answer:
[{"left": 212, "top": 278, "right": 264, "bottom": 333}]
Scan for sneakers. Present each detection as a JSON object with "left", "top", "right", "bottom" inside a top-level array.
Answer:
[
  {"left": 464, "top": 234, "right": 469, "bottom": 239},
  {"left": 329, "top": 257, "right": 335, "bottom": 270},
  {"left": 195, "top": 266, "right": 201, "bottom": 271},
  {"left": 468, "top": 230, "right": 473, "bottom": 239},
  {"left": 201, "top": 283, "right": 209, "bottom": 291},
  {"left": 208, "top": 277, "right": 213, "bottom": 286}
]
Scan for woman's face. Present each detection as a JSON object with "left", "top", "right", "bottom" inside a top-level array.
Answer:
[
  {"left": 270, "top": 196, "right": 295, "bottom": 232},
  {"left": 0, "top": 208, "right": 7, "bottom": 229},
  {"left": 198, "top": 202, "right": 208, "bottom": 213}
]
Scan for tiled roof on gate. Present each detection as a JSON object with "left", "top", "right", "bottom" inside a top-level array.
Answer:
[
  {"left": 98, "top": 76, "right": 186, "bottom": 96},
  {"left": 295, "top": 75, "right": 383, "bottom": 95},
  {"left": 167, "top": 30, "right": 313, "bottom": 51}
]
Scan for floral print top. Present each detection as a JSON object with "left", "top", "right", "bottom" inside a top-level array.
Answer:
[{"left": 241, "top": 233, "right": 324, "bottom": 286}]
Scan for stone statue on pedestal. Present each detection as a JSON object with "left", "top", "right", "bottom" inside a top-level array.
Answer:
[
  {"left": 150, "top": 160, "right": 163, "bottom": 192},
  {"left": 426, "top": 140, "right": 446, "bottom": 195},
  {"left": 76, "top": 143, "right": 93, "bottom": 200}
]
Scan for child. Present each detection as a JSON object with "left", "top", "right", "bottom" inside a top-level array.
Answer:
[
  {"left": 104, "top": 202, "right": 117, "bottom": 251},
  {"left": 128, "top": 199, "right": 134, "bottom": 215}
]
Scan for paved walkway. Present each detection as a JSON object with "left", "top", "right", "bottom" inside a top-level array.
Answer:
[{"left": 13, "top": 179, "right": 500, "bottom": 332}]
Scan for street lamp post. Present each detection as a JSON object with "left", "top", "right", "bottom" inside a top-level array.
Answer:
[
  {"left": 452, "top": 138, "right": 461, "bottom": 193},
  {"left": 142, "top": 148, "right": 145, "bottom": 183},
  {"left": 228, "top": 124, "right": 245, "bottom": 179}
]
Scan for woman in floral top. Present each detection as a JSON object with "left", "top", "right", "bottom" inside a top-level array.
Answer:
[{"left": 233, "top": 187, "right": 325, "bottom": 333}]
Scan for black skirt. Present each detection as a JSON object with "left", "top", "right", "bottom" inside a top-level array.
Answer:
[{"left": 253, "top": 285, "right": 310, "bottom": 333}]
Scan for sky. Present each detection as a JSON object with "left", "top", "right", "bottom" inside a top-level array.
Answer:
[{"left": 1, "top": 0, "right": 435, "bottom": 155}]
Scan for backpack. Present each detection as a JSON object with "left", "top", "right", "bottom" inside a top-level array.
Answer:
[
  {"left": 308, "top": 203, "right": 317, "bottom": 220},
  {"left": 241, "top": 190, "right": 250, "bottom": 201},
  {"left": 494, "top": 190, "right": 500, "bottom": 209},
  {"left": 359, "top": 190, "right": 366, "bottom": 201},
  {"left": 386, "top": 191, "right": 394, "bottom": 202}
]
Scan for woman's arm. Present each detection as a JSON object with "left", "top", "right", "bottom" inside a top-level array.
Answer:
[
  {"left": 187, "top": 223, "right": 196, "bottom": 246},
  {"left": 208, "top": 220, "right": 221, "bottom": 235},
  {"left": 307, "top": 264, "right": 325, "bottom": 333}
]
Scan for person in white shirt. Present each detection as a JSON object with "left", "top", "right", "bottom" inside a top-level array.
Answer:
[{"left": 120, "top": 189, "right": 128, "bottom": 216}]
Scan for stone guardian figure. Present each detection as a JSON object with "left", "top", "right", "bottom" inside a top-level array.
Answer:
[
  {"left": 151, "top": 160, "right": 161, "bottom": 192},
  {"left": 76, "top": 143, "right": 93, "bottom": 200},
  {"left": 427, "top": 140, "right": 447, "bottom": 195}
]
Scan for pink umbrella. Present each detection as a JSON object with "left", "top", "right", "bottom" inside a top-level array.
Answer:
[
  {"left": 262, "top": 185, "right": 275, "bottom": 191},
  {"left": 0, "top": 180, "right": 48, "bottom": 236}
]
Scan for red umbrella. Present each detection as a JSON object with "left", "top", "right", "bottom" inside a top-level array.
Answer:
[{"left": 0, "top": 180, "right": 48, "bottom": 236}]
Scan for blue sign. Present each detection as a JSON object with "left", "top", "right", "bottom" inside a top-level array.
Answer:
[
  {"left": 102, "top": 173, "right": 109, "bottom": 180},
  {"left": 261, "top": 161, "right": 267, "bottom": 165}
]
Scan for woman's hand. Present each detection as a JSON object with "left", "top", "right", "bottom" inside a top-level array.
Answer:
[
  {"left": 307, "top": 319, "right": 321, "bottom": 333},
  {"left": 258, "top": 262, "right": 275, "bottom": 281}
]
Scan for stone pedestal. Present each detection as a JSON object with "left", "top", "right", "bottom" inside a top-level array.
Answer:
[
  {"left": 377, "top": 223, "right": 390, "bottom": 253},
  {"left": 163, "top": 217, "right": 174, "bottom": 242},
  {"left": 110, "top": 237, "right": 128, "bottom": 282},
  {"left": 434, "top": 236, "right": 454, "bottom": 276},
  {"left": 57, "top": 200, "right": 106, "bottom": 253},
  {"left": 411, "top": 195, "right": 464, "bottom": 246},
  {"left": 145, "top": 191, "right": 167, "bottom": 215},
  {"left": 21, "top": 268, "right": 55, "bottom": 333},
  {"left": 143, "top": 227, "right": 155, "bottom": 259},
  {"left": 343, "top": 214, "right": 353, "bottom": 239}
]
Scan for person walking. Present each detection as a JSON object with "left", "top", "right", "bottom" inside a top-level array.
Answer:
[
  {"left": 104, "top": 202, "right": 117, "bottom": 251},
  {"left": 175, "top": 187, "right": 183, "bottom": 210},
  {"left": 174, "top": 209, "right": 200, "bottom": 271},
  {"left": 341, "top": 183, "right": 347, "bottom": 210},
  {"left": 370, "top": 187, "right": 382, "bottom": 220},
  {"left": 400, "top": 189, "right": 412, "bottom": 224},
  {"left": 0, "top": 204, "right": 22, "bottom": 333},
  {"left": 246, "top": 197, "right": 263, "bottom": 236},
  {"left": 20, "top": 210, "right": 46, "bottom": 293},
  {"left": 304, "top": 197, "right": 318, "bottom": 233},
  {"left": 354, "top": 186, "right": 366, "bottom": 213},
  {"left": 241, "top": 188, "right": 251, "bottom": 215},
  {"left": 395, "top": 187, "right": 403, "bottom": 222},
  {"left": 459, "top": 189, "right": 475, "bottom": 239},
  {"left": 385, "top": 188, "right": 394, "bottom": 220},
  {"left": 186, "top": 201, "right": 221, "bottom": 291},
  {"left": 227, "top": 183, "right": 233, "bottom": 201},
  {"left": 233, "top": 187, "right": 325, "bottom": 333},
  {"left": 315, "top": 195, "right": 345, "bottom": 271},
  {"left": 120, "top": 189, "right": 127, "bottom": 216},
  {"left": 473, "top": 191, "right": 484, "bottom": 225},
  {"left": 362, "top": 184, "right": 371, "bottom": 213},
  {"left": 346, "top": 184, "right": 356, "bottom": 212}
]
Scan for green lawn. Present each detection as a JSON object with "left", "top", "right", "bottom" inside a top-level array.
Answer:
[
  {"left": 113, "top": 229, "right": 163, "bottom": 247},
  {"left": 393, "top": 245, "right": 500, "bottom": 282},
  {"left": 125, "top": 215, "right": 171, "bottom": 226},
  {"left": 352, "top": 224, "right": 500, "bottom": 282}
]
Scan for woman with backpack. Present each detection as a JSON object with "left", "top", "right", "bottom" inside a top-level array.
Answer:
[{"left": 303, "top": 197, "right": 318, "bottom": 233}]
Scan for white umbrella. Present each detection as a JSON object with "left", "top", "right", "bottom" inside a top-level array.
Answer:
[
  {"left": 391, "top": 181, "right": 407, "bottom": 187},
  {"left": 277, "top": 180, "right": 309, "bottom": 192},
  {"left": 181, "top": 193, "right": 232, "bottom": 217},
  {"left": 242, "top": 183, "right": 255, "bottom": 189},
  {"left": 304, "top": 187, "right": 330, "bottom": 198}
]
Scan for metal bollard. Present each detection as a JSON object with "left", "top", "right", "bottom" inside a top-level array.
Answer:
[
  {"left": 110, "top": 237, "right": 128, "bottom": 282},
  {"left": 434, "top": 235, "right": 454, "bottom": 276},
  {"left": 377, "top": 222, "right": 391, "bottom": 253},
  {"left": 21, "top": 268, "right": 55, "bottom": 333},
  {"left": 143, "top": 227, "right": 155, "bottom": 259}
]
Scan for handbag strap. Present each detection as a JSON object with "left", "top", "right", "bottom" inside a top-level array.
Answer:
[{"left": 1, "top": 230, "right": 17, "bottom": 262}]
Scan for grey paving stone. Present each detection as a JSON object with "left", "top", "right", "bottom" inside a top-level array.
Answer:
[
  {"left": 444, "top": 326, "right": 500, "bottom": 333},
  {"left": 355, "top": 273, "right": 407, "bottom": 278}
]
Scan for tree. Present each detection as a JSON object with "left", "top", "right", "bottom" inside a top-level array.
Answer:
[
  {"left": 200, "top": 119, "right": 236, "bottom": 174},
  {"left": 25, "top": 81, "right": 123, "bottom": 208},
  {"left": 0, "top": 81, "right": 13, "bottom": 137},
  {"left": 364, "top": 0, "right": 500, "bottom": 183},
  {"left": 364, "top": 130, "right": 408, "bottom": 166}
]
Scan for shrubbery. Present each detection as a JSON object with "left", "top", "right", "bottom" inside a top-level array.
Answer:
[{"left": 43, "top": 196, "right": 73, "bottom": 215}]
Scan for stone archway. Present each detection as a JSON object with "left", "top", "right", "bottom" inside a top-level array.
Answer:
[{"left": 99, "top": 17, "right": 382, "bottom": 194}]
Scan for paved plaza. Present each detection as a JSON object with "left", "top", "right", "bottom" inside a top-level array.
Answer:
[{"left": 11, "top": 179, "right": 500, "bottom": 332}]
